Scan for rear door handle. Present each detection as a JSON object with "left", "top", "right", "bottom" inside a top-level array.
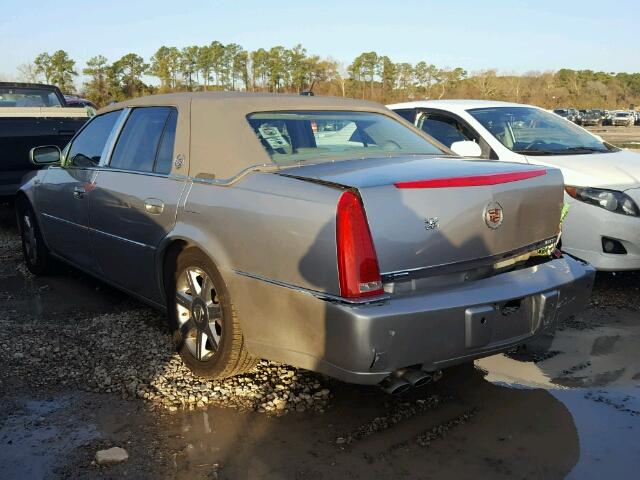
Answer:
[
  {"left": 144, "top": 198, "right": 164, "bottom": 215},
  {"left": 73, "top": 186, "right": 86, "bottom": 199}
]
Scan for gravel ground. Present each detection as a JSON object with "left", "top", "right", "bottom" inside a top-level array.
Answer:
[
  {"left": 1, "top": 200, "right": 640, "bottom": 479},
  {"left": 0, "top": 203, "right": 330, "bottom": 415}
]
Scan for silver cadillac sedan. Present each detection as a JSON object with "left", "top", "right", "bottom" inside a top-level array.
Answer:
[{"left": 17, "top": 93, "right": 594, "bottom": 393}]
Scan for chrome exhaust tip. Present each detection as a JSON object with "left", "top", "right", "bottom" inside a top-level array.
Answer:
[
  {"left": 380, "top": 376, "right": 412, "bottom": 395},
  {"left": 402, "top": 369, "right": 432, "bottom": 388}
]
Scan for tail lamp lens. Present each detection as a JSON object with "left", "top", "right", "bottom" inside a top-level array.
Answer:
[{"left": 336, "top": 191, "right": 384, "bottom": 298}]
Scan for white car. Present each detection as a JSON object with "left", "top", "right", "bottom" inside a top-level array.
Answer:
[
  {"left": 611, "top": 111, "right": 634, "bottom": 127},
  {"left": 389, "top": 100, "right": 640, "bottom": 271}
]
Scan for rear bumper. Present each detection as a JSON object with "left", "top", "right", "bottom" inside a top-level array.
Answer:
[{"left": 237, "top": 256, "right": 595, "bottom": 385}]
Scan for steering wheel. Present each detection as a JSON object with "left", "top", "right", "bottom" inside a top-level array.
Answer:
[{"left": 520, "top": 140, "right": 549, "bottom": 151}]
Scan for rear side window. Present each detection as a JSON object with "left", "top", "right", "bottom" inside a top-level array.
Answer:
[
  {"left": 67, "top": 110, "right": 121, "bottom": 167},
  {"left": 154, "top": 109, "right": 178, "bottom": 174},
  {"left": 109, "top": 107, "right": 176, "bottom": 173}
]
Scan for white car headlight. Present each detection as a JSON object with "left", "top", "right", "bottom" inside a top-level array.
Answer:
[{"left": 565, "top": 186, "right": 639, "bottom": 216}]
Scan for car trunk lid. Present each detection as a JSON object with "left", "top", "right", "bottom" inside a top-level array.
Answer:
[{"left": 279, "top": 155, "right": 563, "bottom": 279}]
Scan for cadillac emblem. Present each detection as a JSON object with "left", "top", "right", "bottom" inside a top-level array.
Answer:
[{"left": 484, "top": 201, "right": 504, "bottom": 229}]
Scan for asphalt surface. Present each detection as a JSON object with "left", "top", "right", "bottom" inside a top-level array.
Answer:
[{"left": 0, "top": 200, "right": 639, "bottom": 479}]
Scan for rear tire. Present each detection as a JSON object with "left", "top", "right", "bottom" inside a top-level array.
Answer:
[
  {"left": 16, "top": 198, "right": 54, "bottom": 275},
  {"left": 166, "top": 248, "right": 259, "bottom": 379}
]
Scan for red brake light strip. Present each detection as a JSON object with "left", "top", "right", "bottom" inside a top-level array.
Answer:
[{"left": 394, "top": 169, "right": 547, "bottom": 189}]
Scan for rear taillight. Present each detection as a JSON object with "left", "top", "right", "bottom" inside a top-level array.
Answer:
[{"left": 336, "top": 191, "right": 384, "bottom": 298}]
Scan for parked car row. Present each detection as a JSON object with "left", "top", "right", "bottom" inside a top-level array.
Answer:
[{"left": 552, "top": 107, "right": 640, "bottom": 127}]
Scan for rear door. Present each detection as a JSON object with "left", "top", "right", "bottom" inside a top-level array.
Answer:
[
  {"left": 37, "top": 110, "right": 123, "bottom": 270},
  {"left": 89, "top": 106, "right": 185, "bottom": 303}
]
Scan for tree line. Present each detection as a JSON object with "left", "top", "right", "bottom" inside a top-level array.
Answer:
[{"left": 15, "top": 45, "right": 640, "bottom": 110}]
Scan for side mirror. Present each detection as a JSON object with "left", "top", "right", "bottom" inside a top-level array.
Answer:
[
  {"left": 450, "top": 140, "right": 482, "bottom": 158},
  {"left": 30, "top": 145, "right": 61, "bottom": 166}
]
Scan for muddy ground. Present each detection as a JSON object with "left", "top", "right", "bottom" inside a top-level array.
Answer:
[
  {"left": 0, "top": 201, "right": 639, "bottom": 480},
  {"left": 586, "top": 124, "right": 640, "bottom": 150}
]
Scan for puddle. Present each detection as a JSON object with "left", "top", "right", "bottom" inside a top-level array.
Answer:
[
  {"left": 556, "top": 388, "right": 640, "bottom": 479},
  {"left": 0, "top": 395, "right": 99, "bottom": 479},
  {"left": 476, "top": 311, "right": 640, "bottom": 479}
]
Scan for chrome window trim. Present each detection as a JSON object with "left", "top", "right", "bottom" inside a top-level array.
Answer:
[
  {"left": 234, "top": 270, "right": 390, "bottom": 305},
  {"left": 191, "top": 163, "right": 278, "bottom": 187},
  {"left": 45, "top": 163, "right": 189, "bottom": 182}
]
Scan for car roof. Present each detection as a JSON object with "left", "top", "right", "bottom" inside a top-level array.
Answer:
[
  {"left": 99, "top": 92, "right": 432, "bottom": 180},
  {"left": 0, "top": 81, "right": 61, "bottom": 91},
  {"left": 387, "top": 99, "right": 536, "bottom": 113},
  {"left": 100, "top": 91, "right": 384, "bottom": 113}
]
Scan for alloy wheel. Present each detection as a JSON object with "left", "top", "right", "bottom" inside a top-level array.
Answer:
[{"left": 175, "top": 266, "right": 223, "bottom": 361}]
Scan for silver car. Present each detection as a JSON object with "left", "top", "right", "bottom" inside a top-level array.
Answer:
[{"left": 17, "top": 93, "right": 594, "bottom": 393}]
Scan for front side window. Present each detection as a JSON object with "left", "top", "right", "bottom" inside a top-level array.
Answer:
[
  {"left": 418, "top": 113, "right": 476, "bottom": 148},
  {"left": 109, "top": 107, "right": 176, "bottom": 173},
  {"left": 468, "top": 106, "right": 618, "bottom": 155},
  {"left": 247, "top": 111, "right": 444, "bottom": 164},
  {"left": 66, "top": 110, "right": 121, "bottom": 167}
]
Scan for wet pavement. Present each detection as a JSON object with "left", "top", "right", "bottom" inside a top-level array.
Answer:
[{"left": 0, "top": 200, "right": 639, "bottom": 479}]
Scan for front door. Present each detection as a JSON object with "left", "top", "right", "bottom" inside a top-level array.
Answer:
[
  {"left": 417, "top": 109, "right": 496, "bottom": 159},
  {"left": 37, "top": 110, "right": 123, "bottom": 271},
  {"left": 89, "top": 107, "right": 184, "bottom": 303}
]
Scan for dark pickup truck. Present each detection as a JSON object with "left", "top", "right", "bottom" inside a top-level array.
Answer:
[{"left": 0, "top": 82, "right": 91, "bottom": 196}]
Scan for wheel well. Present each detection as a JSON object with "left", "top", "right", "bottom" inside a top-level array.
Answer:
[
  {"left": 161, "top": 240, "right": 188, "bottom": 299},
  {"left": 14, "top": 192, "right": 30, "bottom": 232}
]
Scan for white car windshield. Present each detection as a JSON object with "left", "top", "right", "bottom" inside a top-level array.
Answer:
[
  {"left": 247, "top": 111, "right": 445, "bottom": 164},
  {"left": 468, "top": 106, "right": 618, "bottom": 155}
]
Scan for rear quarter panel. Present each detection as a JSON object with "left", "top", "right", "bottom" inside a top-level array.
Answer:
[{"left": 176, "top": 172, "right": 342, "bottom": 294}]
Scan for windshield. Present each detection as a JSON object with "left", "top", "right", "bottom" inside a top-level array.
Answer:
[
  {"left": 616, "top": 112, "right": 630, "bottom": 117},
  {"left": 468, "top": 106, "right": 617, "bottom": 155},
  {"left": 246, "top": 111, "right": 445, "bottom": 164},
  {"left": 0, "top": 87, "right": 62, "bottom": 107}
]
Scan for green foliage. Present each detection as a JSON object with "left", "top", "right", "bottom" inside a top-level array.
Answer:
[
  {"left": 82, "top": 55, "right": 110, "bottom": 107},
  {"left": 34, "top": 50, "right": 77, "bottom": 92},
  {"left": 29, "top": 44, "right": 640, "bottom": 109}
]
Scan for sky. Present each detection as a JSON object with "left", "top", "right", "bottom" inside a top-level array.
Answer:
[{"left": 1, "top": 0, "right": 638, "bottom": 83}]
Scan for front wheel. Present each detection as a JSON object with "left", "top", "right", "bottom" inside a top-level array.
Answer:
[
  {"left": 167, "top": 248, "right": 258, "bottom": 379},
  {"left": 17, "top": 199, "right": 54, "bottom": 275}
]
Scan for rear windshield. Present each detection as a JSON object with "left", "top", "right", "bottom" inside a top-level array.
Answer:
[
  {"left": 246, "top": 111, "right": 444, "bottom": 164},
  {"left": 0, "top": 87, "right": 62, "bottom": 108}
]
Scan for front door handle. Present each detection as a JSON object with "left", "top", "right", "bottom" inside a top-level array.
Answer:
[
  {"left": 73, "top": 186, "right": 86, "bottom": 199},
  {"left": 144, "top": 198, "right": 164, "bottom": 215}
]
